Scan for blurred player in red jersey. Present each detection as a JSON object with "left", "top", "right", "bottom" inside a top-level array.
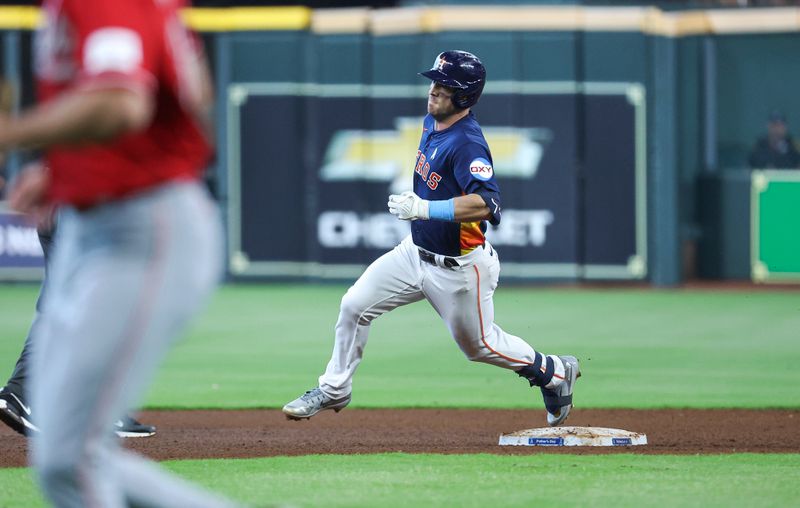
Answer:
[{"left": 1, "top": 1, "right": 242, "bottom": 506}]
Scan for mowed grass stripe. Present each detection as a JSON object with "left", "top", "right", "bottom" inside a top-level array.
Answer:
[
  {"left": 1, "top": 284, "right": 799, "bottom": 409},
  {"left": 1, "top": 453, "right": 799, "bottom": 507}
]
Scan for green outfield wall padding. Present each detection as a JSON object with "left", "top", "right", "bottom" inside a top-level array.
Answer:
[{"left": 753, "top": 174, "right": 800, "bottom": 281}]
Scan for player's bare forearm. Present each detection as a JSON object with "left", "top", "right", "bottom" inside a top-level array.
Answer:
[
  {"left": 453, "top": 194, "right": 491, "bottom": 222},
  {"left": 0, "top": 88, "right": 154, "bottom": 150}
]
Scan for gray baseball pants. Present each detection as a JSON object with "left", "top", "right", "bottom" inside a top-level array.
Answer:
[
  {"left": 319, "top": 235, "right": 552, "bottom": 399},
  {"left": 4, "top": 229, "right": 53, "bottom": 396},
  {"left": 29, "top": 181, "right": 240, "bottom": 508}
]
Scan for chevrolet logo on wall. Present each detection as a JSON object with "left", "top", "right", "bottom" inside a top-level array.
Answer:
[{"left": 319, "top": 117, "right": 551, "bottom": 193}]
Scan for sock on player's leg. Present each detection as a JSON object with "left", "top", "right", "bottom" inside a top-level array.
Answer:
[{"left": 515, "top": 352, "right": 565, "bottom": 388}]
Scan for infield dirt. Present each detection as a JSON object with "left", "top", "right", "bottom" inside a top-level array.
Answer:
[{"left": 1, "top": 408, "right": 798, "bottom": 467}]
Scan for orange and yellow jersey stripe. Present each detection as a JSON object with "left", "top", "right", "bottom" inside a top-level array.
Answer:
[{"left": 460, "top": 221, "right": 485, "bottom": 255}]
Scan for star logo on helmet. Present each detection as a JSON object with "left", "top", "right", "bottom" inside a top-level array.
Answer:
[{"left": 437, "top": 56, "right": 449, "bottom": 71}]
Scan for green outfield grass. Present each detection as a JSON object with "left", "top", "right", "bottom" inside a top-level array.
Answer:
[
  {"left": 1, "top": 283, "right": 799, "bottom": 507},
  {"left": 1, "top": 453, "right": 799, "bottom": 508},
  {"left": 1, "top": 284, "right": 799, "bottom": 409}
]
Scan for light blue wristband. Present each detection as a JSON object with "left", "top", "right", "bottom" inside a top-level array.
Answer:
[{"left": 428, "top": 198, "right": 455, "bottom": 221}]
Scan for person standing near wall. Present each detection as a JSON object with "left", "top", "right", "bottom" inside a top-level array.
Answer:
[{"left": 748, "top": 110, "right": 800, "bottom": 169}]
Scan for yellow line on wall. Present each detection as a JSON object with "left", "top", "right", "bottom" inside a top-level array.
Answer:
[
  {"left": 0, "top": 5, "right": 797, "bottom": 35},
  {"left": 0, "top": 6, "right": 39, "bottom": 29},
  {"left": 0, "top": 6, "right": 311, "bottom": 31},
  {"left": 181, "top": 7, "right": 310, "bottom": 32}
]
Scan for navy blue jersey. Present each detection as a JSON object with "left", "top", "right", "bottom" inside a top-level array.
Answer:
[{"left": 411, "top": 112, "right": 502, "bottom": 256}]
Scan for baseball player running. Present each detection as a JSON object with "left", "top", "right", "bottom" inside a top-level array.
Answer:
[
  {"left": 284, "top": 50, "right": 580, "bottom": 427},
  {"left": 1, "top": 0, "right": 241, "bottom": 506}
]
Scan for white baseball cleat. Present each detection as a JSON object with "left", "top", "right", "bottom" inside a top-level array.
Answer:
[
  {"left": 0, "top": 387, "right": 39, "bottom": 436},
  {"left": 282, "top": 387, "right": 351, "bottom": 420}
]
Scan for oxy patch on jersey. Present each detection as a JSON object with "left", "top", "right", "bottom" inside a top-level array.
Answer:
[{"left": 469, "top": 158, "right": 493, "bottom": 181}]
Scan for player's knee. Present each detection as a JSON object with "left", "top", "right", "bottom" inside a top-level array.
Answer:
[
  {"left": 339, "top": 292, "right": 374, "bottom": 326},
  {"left": 464, "top": 348, "right": 491, "bottom": 362},
  {"left": 458, "top": 339, "right": 492, "bottom": 362}
]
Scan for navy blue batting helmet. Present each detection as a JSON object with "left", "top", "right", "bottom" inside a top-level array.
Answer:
[{"left": 420, "top": 50, "right": 486, "bottom": 109}]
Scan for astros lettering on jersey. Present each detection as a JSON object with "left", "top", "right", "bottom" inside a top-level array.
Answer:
[{"left": 411, "top": 112, "right": 502, "bottom": 257}]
